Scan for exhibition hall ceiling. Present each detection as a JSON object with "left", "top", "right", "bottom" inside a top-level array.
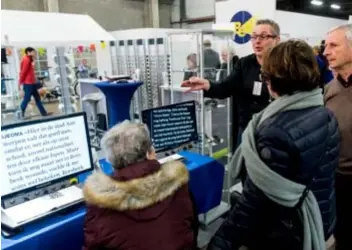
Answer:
[{"left": 276, "top": 0, "right": 352, "bottom": 19}]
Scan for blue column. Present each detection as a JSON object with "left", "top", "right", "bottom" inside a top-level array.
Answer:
[{"left": 95, "top": 81, "right": 143, "bottom": 128}]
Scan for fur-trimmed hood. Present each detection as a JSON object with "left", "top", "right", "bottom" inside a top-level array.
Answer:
[{"left": 83, "top": 160, "right": 189, "bottom": 212}]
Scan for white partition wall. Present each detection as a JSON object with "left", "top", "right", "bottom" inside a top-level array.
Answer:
[
  {"left": 276, "top": 11, "right": 345, "bottom": 45},
  {"left": 214, "top": 0, "right": 276, "bottom": 57},
  {"left": 1, "top": 10, "right": 115, "bottom": 123},
  {"left": 95, "top": 44, "right": 112, "bottom": 77},
  {"left": 214, "top": 0, "right": 348, "bottom": 57},
  {"left": 1, "top": 10, "right": 114, "bottom": 47},
  {"left": 1, "top": 10, "right": 113, "bottom": 84}
]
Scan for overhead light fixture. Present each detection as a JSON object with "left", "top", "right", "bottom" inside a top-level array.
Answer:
[
  {"left": 311, "top": 0, "right": 323, "bottom": 6},
  {"left": 331, "top": 4, "right": 341, "bottom": 10}
]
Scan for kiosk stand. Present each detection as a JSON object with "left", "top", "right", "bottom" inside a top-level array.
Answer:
[
  {"left": 94, "top": 81, "right": 143, "bottom": 128},
  {"left": 1, "top": 113, "right": 94, "bottom": 247},
  {"left": 164, "top": 30, "right": 234, "bottom": 225},
  {"left": 140, "top": 100, "right": 229, "bottom": 226}
]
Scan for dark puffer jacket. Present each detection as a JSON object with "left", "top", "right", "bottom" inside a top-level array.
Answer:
[
  {"left": 208, "top": 106, "right": 340, "bottom": 250},
  {"left": 83, "top": 160, "right": 197, "bottom": 250}
]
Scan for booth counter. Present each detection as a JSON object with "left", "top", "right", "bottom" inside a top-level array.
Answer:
[
  {"left": 2, "top": 152, "right": 225, "bottom": 250},
  {"left": 2, "top": 207, "right": 86, "bottom": 250},
  {"left": 94, "top": 81, "right": 142, "bottom": 128}
]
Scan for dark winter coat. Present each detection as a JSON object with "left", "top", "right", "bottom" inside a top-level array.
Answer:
[
  {"left": 208, "top": 106, "right": 340, "bottom": 250},
  {"left": 83, "top": 160, "right": 197, "bottom": 250}
]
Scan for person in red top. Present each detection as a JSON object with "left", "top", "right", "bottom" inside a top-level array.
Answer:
[{"left": 19, "top": 47, "right": 48, "bottom": 117}]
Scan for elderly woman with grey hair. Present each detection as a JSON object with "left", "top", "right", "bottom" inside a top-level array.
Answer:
[{"left": 82, "top": 121, "right": 198, "bottom": 250}]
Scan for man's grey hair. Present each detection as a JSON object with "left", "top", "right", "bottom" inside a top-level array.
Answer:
[
  {"left": 256, "top": 19, "right": 281, "bottom": 36},
  {"left": 329, "top": 23, "right": 352, "bottom": 46},
  {"left": 101, "top": 120, "right": 153, "bottom": 169}
]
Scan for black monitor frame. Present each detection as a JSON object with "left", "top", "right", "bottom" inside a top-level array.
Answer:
[
  {"left": 142, "top": 100, "right": 199, "bottom": 153},
  {"left": 1, "top": 112, "right": 94, "bottom": 203}
]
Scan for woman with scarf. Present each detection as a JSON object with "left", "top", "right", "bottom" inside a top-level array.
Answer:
[{"left": 208, "top": 40, "right": 340, "bottom": 250}]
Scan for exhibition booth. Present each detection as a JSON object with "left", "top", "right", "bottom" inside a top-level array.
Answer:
[
  {"left": 1, "top": 10, "right": 155, "bottom": 250},
  {"left": 2, "top": 2, "right": 349, "bottom": 250},
  {"left": 1, "top": 106, "right": 225, "bottom": 250},
  {"left": 108, "top": 28, "right": 234, "bottom": 158},
  {"left": 1, "top": 10, "right": 229, "bottom": 250},
  {"left": 1, "top": 10, "right": 114, "bottom": 125}
]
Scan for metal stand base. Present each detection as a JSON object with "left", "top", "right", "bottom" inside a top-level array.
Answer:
[{"left": 198, "top": 201, "right": 231, "bottom": 226}]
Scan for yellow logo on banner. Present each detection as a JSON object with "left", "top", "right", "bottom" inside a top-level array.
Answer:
[
  {"left": 233, "top": 16, "right": 256, "bottom": 38},
  {"left": 231, "top": 11, "right": 256, "bottom": 44}
]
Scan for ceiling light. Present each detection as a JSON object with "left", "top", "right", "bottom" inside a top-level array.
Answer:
[
  {"left": 330, "top": 4, "right": 341, "bottom": 10},
  {"left": 311, "top": 0, "right": 323, "bottom": 6}
]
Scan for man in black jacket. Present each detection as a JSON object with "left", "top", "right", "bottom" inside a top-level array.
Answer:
[{"left": 182, "top": 19, "right": 281, "bottom": 149}]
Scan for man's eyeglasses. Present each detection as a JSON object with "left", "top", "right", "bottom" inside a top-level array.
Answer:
[{"left": 251, "top": 34, "right": 277, "bottom": 41}]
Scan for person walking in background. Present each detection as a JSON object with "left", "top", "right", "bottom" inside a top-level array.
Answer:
[
  {"left": 203, "top": 39, "right": 221, "bottom": 70},
  {"left": 313, "top": 45, "right": 320, "bottom": 56},
  {"left": 202, "top": 40, "right": 221, "bottom": 82},
  {"left": 184, "top": 53, "right": 198, "bottom": 81},
  {"left": 207, "top": 39, "right": 340, "bottom": 250},
  {"left": 19, "top": 47, "right": 48, "bottom": 117},
  {"left": 316, "top": 40, "right": 334, "bottom": 86},
  {"left": 218, "top": 46, "right": 239, "bottom": 81},
  {"left": 182, "top": 19, "right": 281, "bottom": 150},
  {"left": 324, "top": 23, "right": 352, "bottom": 250},
  {"left": 220, "top": 46, "right": 239, "bottom": 72},
  {"left": 78, "top": 58, "right": 89, "bottom": 78}
]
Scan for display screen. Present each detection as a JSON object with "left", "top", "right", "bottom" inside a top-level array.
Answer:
[
  {"left": 142, "top": 101, "right": 199, "bottom": 153},
  {"left": 1, "top": 113, "right": 94, "bottom": 197}
]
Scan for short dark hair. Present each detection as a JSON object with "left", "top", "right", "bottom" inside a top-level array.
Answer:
[
  {"left": 25, "top": 47, "right": 35, "bottom": 54},
  {"left": 256, "top": 19, "right": 280, "bottom": 36},
  {"left": 261, "top": 39, "right": 320, "bottom": 96}
]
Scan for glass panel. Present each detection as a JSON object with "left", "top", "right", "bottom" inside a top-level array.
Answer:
[
  {"left": 39, "top": 61, "right": 48, "bottom": 69},
  {"left": 38, "top": 51, "right": 47, "bottom": 60}
]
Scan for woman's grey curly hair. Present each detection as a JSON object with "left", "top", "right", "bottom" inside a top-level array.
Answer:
[{"left": 101, "top": 120, "right": 153, "bottom": 169}]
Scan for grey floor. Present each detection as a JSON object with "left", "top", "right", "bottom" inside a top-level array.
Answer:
[
  {"left": 198, "top": 98, "right": 232, "bottom": 248},
  {"left": 210, "top": 99, "right": 230, "bottom": 155},
  {"left": 198, "top": 218, "right": 225, "bottom": 248}
]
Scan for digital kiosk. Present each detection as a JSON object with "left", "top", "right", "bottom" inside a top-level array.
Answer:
[
  {"left": 90, "top": 101, "right": 226, "bottom": 219},
  {"left": 142, "top": 101, "right": 228, "bottom": 220},
  {"left": 1, "top": 113, "right": 94, "bottom": 237},
  {"left": 141, "top": 100, "right": 199, "bottom": 156}
]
